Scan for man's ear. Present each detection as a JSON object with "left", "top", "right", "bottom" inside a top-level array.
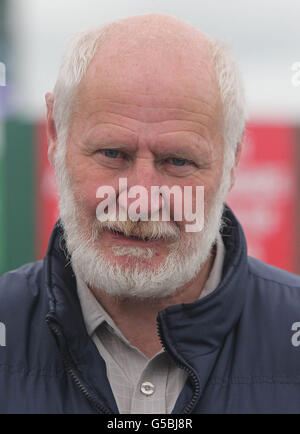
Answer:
[
  {"left": 229, "top": 140, "right": 243, "bottom": 191},
  {"left": 45, "top": 93, "right": 57, "bottom": 168}
]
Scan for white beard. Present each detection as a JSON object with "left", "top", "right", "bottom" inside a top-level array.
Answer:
[{"left": 56, "top": 151, "right": 230, "bottom": 299}]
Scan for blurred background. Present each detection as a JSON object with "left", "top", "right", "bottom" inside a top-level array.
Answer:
[{"left": 0, "top": 0, "right": 300, "bottom": 275}]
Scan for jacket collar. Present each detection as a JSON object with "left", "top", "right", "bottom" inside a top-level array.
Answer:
[
  {"left": 44, "top": 222, "right": 119, "bottom": 413},
  {"left": 158, "top": 205, "right": 247, "bottom": 354},
  {"left": 158, "top": 205, "right": 248, "bottom": 411}
]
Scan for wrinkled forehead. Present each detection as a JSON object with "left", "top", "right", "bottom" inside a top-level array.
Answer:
[{"left": 75, "top": 17, "right": 221, "bottom": 123}]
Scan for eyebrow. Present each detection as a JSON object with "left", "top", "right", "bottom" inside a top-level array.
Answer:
[
  {"left": 153, "top": 148, "right": 198, "bottom": 159},
  {"left": 156, "top": 135, "right": 213, "bottom": 158}
]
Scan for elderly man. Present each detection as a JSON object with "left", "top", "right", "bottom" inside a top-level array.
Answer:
[{"left": 0, "top": 14, "right": 300, "bottom": 415}]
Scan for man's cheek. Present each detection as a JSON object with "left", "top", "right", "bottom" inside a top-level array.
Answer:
[{"left": 74, "top": 187, "right": 101, "bottom": 219}]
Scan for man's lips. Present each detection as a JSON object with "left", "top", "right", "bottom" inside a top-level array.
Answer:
[{"left": 102, "top": 228, "right": 167, "bottom": 246}]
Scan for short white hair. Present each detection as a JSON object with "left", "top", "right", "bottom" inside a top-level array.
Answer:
[{"left": 52, "top": 22, "right": 247, "bottom": 172}]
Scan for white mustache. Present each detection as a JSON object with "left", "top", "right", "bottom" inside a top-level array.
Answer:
[{"left": 92, "top": 219, "right": 181, "bottom": 242}]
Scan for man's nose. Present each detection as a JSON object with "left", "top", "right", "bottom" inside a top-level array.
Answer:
[{"left": 117, "top": 159, "right": 165, "bottom": 220}]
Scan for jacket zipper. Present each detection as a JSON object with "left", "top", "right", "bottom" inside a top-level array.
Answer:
[
  {"left": 47, "top": 316, "right": 200, "bottom": 414},
  {"left": 157, "top": 319, "right": 201, "bottom": 414},
  {"left": 46, "top": 317, "right": 114, "bottom": 414}
]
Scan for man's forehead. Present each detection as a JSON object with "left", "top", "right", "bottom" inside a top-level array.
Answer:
[
  {"left": 72, "top": 14, "right": 221, "bottom": 125},
  {"left": 89, "top": 17, "right": 214, "bottom": 78}
]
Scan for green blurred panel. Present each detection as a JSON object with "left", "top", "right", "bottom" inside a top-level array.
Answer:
[
  {"left": 0, "top": 0, "right": 6, "bottom": 275},
  {"left": 4, "top": 119, "right": 35, "bottom": 272}
]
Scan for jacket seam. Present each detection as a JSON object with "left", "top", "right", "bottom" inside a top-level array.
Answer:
[
  {"left": 247, "top": 268, "right": 300, "bottom": 290},
  {"left": 209, "top": 374, "right": 300, "bottom": 383},
  {"left": 208, "top": 379, "right": 300, "bottom": 386},
  {"left": 0, "top": 363, "right": 66, "bottom": 378}
]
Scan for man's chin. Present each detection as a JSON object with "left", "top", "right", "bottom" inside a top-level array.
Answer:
[
  {"left": 103, "top": 251, "right": 166, "bottom": 271},
  {"left": 71, "top": 241, "right": 202, "bottom": 299}
]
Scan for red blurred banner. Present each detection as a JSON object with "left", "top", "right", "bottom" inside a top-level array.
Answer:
[{"left": 227, "top": 123, "right": 299, "bottom": 273}]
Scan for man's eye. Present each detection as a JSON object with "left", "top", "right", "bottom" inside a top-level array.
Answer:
[
  {"left": 169, "top": 157, "right": 191, "bottom": 166},
  {"left": 102, "top": 149, "right": 120, "bottom": 158}
]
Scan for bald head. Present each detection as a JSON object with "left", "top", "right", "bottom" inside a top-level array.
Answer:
[
  {"left": 89, "top": 15, "right": 215, "bottom": 82},
  {"left": 75, "top": 14, "right": 220, "bottom": 129},
  {"left": 93, "top": 13, "right": 213, "bottom": 57}
]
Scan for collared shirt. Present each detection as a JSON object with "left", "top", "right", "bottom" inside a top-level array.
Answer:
[{"left": 75, "top": 233, "right": 225, "bottom": 414}]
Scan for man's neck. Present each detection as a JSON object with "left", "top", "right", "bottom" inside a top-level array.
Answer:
[{"left": 89, "top": 249, "right": 215, "bottom": 359}]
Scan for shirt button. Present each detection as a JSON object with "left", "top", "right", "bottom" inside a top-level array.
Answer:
[{"left": 140, "top": 381, "right": 155, "bottom": 396}]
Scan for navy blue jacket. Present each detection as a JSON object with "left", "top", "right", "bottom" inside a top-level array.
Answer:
[{"left": 1, "top": 207, "right": 300, "bottom": 414}]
